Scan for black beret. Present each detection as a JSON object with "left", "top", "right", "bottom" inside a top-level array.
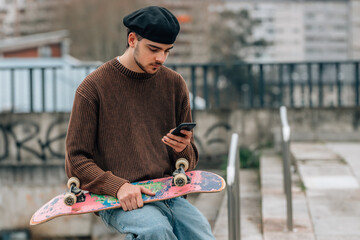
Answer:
[{"left": 123, "top": 6, "right": 180, "bottom": 44}]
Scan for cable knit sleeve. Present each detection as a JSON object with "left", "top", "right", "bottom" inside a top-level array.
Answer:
[{"left": 65, "top": 79, "right": 129, "bottom": 197}]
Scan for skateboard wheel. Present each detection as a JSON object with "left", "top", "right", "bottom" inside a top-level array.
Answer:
[
  {"left": 174, "top": 173, "right": 188, "bottom": 187},
  {"left": 176, "top": 158, "right": 189, "bottom": 171},
  {"left": 64, "top": 192, "right": 77, "bottom": 206},
  {"left": 67, "top": 177, "right": 80, "bottom": 189}
]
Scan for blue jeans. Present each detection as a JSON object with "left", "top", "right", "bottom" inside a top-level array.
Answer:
[{"left": 99, "top": 197, "right": 215, "bottom": 240}]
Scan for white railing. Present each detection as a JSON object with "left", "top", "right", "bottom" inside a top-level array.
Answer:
[
  {"left": 227, "top": 133, "right": 241, "bottom": 240},
  {"left": 280, "top": 106, "right": 293, "bottom": 231}
]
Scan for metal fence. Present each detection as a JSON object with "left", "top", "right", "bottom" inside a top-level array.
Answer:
[
  {"left": 1, "top": 60, "right": 359, "bottom": 113},
  {"left": 167, "top": 60, "right": 360, "bottom": 112},
  {"left": 0, "top": 64, "right": 98, "bottom": 113}
]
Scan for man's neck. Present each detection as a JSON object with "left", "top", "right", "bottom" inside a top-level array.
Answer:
[{"left": 118, "top": 51, "right": 144, "bottom": 73}]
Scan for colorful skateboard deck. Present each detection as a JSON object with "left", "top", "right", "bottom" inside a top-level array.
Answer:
[{"left": 30, "top": 170, "right": 226, "bottom": 225}]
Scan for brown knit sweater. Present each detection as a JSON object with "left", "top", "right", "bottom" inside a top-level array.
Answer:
[{"left": 65, "top": 58, "right": 198, "bottom": 197}]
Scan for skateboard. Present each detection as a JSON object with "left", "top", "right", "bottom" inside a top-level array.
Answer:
[{"left": 30, "top": 159, "right": 226, "bottom": 225}]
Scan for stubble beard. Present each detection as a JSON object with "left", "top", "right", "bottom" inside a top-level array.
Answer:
[
  {"left": 134, "top": 45, "right": 161, "bottom": 74},
  {"left": 134, "top": 56, "right": 149, "bottom": 74}
]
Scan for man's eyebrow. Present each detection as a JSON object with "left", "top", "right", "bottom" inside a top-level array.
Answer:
[{"left": 148, "top": 44, "right": 174, "bottom": 51}]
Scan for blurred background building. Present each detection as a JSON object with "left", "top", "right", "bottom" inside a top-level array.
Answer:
[
  {"left": 0, "top": 0, "right": 359, "bottom": 63},
  {"left": 210, "top": 0, "right": 360, "bottom": 62}
]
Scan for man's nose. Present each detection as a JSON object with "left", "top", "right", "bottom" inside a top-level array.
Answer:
[{"left": 155, "top": 52, "right": 167, "bottom": 63}]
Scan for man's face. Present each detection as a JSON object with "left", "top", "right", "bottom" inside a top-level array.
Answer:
[{"left": 133, "top": 37, "right": 173, "bottom": 74}]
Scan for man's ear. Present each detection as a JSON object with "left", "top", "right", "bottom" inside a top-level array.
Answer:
[{"left": 128, "top": 32, "right": 137, "bottom": 48}]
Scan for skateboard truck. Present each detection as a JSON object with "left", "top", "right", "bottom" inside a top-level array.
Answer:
[
  {"left": 172, "top": 158, "right": 191, "bottom": 187},
  {"left": 64, "top": 177, "right": 86, "bottom": 206}
]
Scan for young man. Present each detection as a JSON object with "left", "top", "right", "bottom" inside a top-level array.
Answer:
[{"left": 65, "top": 6, "right": 215, "bottom": 240}]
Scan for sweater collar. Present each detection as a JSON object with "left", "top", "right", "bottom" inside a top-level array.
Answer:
[{"left": 111, "top": 57, "right": 157, "bottom": 80}]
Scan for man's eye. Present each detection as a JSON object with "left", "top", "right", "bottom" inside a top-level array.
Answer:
[{"left": 149, "top": 48, "right": 157, "bottom": 52}]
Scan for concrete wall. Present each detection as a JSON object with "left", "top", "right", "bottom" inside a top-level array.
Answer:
[
  {"left": 194, "top": 107, "right": 360, "bottom": 156},
  {"left": 1, "top": 107, "right": 360, "bottom": 238}
]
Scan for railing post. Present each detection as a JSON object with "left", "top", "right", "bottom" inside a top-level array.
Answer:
[
  {"left": 336, "top": 63, "right": 342, "bottom": 107},
  {"left": 203, "top": 66, "right": 209, "bottom": 109},
  {"left": 227, "top": 133, "right": 241, "bottom": 240},
  {"left": 10, "top": 69, "right": 15, "bottom": 112},
  {"left": 29, "top": 68, "right": 34, "bottom": 113},
  {"left": 289, "top": 64, "right": 295, "bottom": 107},
  {"left": 280, "top": 106, "right": 293, "bottom": 231},
  {"left": 307, "top": 63, "right": 313, "bottom": 108},
  {"left": 355, "top": 62, "right": 359, "bottom": 106},
  {"left": 52, "top": 68, "right": 57, "bottom": 112},
  {"left": 248, "top": 64, "right": 254, "bottom": 108},
  {"left": 191, "top": 66, "right": 196, "bottom": 120},
  {"left": 259, "top": 64, "right": 264, "bottom": 107},
  {"left": 41, "top": 68, "right": 46, "bottom": 112},
  {"left": 318, "top": 63, "right": 323, "bottom": 107}
]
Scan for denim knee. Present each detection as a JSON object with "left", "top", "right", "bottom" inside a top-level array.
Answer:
[{"left": 98, "top": 204, "right": 177, "bottom": 240}]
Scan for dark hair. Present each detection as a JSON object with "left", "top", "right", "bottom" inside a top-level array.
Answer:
[{"left": 126, "top": 29, "right": 143, "bottom": 48}]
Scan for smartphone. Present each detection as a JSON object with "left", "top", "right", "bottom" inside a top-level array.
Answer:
[{"left": 171, "top": 123, "right": 196, "bottom": 137}]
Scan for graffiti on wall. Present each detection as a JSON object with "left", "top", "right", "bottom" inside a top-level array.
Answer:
[
  {"left": 194, "top": 122, "right": 232, "bottom": 154},
  {"left": 0, "top": 118, "right": 68, "bottom": 161},
  {"left": 0, "top": 114, "right": 232, "bottom": 162}
]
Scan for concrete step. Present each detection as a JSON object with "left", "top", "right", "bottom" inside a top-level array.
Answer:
[
  {"left": 193, "top": 190, "right": 226, "bottom": 229},
  {"left": 213, "top": 169, "right": 263, "bottom": 240},
  {"left": 260, "top": 151, "right": 316, "bottom": 240}
]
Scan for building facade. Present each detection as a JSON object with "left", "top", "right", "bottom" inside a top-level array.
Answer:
[
  {"left": 216, "top": 0, "right": 360, "bottom": 62},
  {"left": 0, "top": 0, "right": 64, "bottom": 39},
  {"left": 0, "top": 0, "right": 359, "bottom": 63}
]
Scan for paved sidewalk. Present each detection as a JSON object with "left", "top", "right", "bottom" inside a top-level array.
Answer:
[{"left": 291, "top": 142, "right": 360, "bottom": 240}]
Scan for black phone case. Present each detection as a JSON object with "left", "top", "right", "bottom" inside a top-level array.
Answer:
[{"left": 171, "top": 123, "right": 196, "bottom": 137}]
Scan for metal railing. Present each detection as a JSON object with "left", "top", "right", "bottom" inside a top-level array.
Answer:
[
  {"left": 1, "top": 60, "right": 359, "bottom": 113},
  {"left": 0, "top": 64, "right": 99, "bottom": 113},
  {"left": 280, "top": 106, "right": 293, "bottom": 231},
  {"left": 168, "top": 60, "right": 360, "bottom": 111},
  {"left": 227, "top": 133, "right": 241, "bottom": 240}
]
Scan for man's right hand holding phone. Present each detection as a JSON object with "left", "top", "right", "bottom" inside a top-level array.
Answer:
[{"left": 162, "top": 128, "right": 193, "bottom": 153}]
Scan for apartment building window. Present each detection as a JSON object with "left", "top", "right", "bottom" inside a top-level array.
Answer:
[
  {"left": 333, "top": 25, "right": 347, "bottom": 30},
  {"left": 306, "top": 12, "right": 315, "bottom": 19}
]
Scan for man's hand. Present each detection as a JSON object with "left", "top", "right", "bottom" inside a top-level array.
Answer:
[
  {"left": 117, "top": 183, "right": 155, "bottom": 211},
  {"left": 162, "top": 128, "right": 192, "bottom": 152}
]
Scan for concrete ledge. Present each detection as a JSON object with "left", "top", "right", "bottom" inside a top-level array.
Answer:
[{"left": 260, "top": 153, "right": 315, "bottom": 240}]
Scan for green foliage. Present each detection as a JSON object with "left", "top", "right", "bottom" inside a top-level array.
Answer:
[
  {"left": 220, "top": 146, "right": 259, "bottom": 171},
  {"left": 239, "top": 147, "right": 260, "bottom": 169},
  {"left": 300, "top": 181, "right": 307, "bottom": 192},
  {"left": 221, "top": 140, "right": 274, "bottom": 171}
]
